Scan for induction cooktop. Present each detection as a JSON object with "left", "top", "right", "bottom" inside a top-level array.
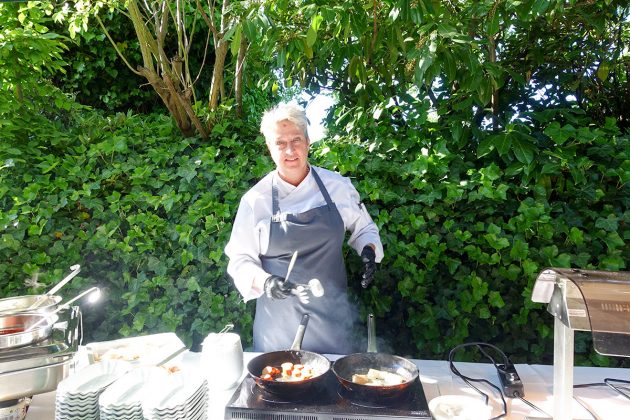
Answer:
[{"left": 224, "top": 370, "right": 431, "bottom": 419}]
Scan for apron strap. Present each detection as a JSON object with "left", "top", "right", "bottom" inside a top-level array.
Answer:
[
  {"left": 271, "top": 175, "right": 281, "bottom": 222},
  {"left": 310, "top": 168, "right": 334, "bottom": 210}
]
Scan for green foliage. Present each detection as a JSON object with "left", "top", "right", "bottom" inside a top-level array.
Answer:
[
  {"left": 47, "top": 11, "right": 159, "bottom": 112},
  {"left": 310, "top": 106, "right": 629, "bottom": 365},
  {"left": 0, "top": 108, "right": 267, "bottom": 348},
  {"left": 2, "top": 0, "right": 629, "bottom": 368}
]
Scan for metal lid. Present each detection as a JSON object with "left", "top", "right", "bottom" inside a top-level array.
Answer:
[{"left": 532, "top": 268, "right": 630, "bottom": 357}]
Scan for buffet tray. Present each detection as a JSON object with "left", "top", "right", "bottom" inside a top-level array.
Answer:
[
  {"left": 0, "top": 358, "right": 74, "bottom": 401},
  {"left": 85, "top": 332, "right": 186, "bottom": 366},
  {"left": 0, "top": 307, "right": 80, "bottom": 374}
]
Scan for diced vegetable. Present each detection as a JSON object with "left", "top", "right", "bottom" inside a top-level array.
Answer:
[{"left": 260, "top": 362, "right": 321, "bottom": 382}]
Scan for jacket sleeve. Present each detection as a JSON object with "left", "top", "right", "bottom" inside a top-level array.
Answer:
[
  {"left": 341, "top": 179, "right": 384, "bottom": 263},
  {"left": 224, "top": 198, "right": 270, "bottom": 302}
]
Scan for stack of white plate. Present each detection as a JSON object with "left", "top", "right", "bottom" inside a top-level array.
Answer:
[
  {"left": 98, "top": 368, "right": 153, "bottom": 420},
  {"left": 141, "top": 370, "right": 208, "bottom": 420},
  {"left": 55, "top": 360, "right": 132, "bottom": 420}
]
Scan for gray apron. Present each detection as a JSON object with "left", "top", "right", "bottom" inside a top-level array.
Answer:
[{"left": 253, "top": 168, "right": 355, "bottom": 354}]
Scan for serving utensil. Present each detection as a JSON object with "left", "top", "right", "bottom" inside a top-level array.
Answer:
[
  {"left": 25, "top": 264, "right": 81, "bottom": 311},
  {"left": 25, "top": 287, "right": 101, "bottom": 333},
  {"left": 285, "top": 251, "right": 298, "bottom": 282}
]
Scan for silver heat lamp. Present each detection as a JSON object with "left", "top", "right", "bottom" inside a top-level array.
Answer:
[{"left": 532, "top": 268, "right": 630, "bottom": 420}]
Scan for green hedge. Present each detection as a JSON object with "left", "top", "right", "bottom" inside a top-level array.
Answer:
[
  {"left": 1, "top": 106, "right": 628, "bottom": 365},
  {"left": 0, "top": 109, "right": 264, "bottom": 348},
  {"left": 314, "top": 105, "right": 629, "bottom": 365}
]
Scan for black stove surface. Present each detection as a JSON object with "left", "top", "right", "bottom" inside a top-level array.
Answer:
[{"left": 224, "top": 371, "right": 430, "bottom": 419}]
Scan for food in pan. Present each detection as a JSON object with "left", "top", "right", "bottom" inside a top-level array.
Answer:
[
  {"left": 351, "top": 368, "right": 405, "bottom": 386},
  {"left": 261, "top": 362, "right": 320, "bottom": 382},
  {"left": 0, "top": 327, "right": 25, "bottom": 335}
]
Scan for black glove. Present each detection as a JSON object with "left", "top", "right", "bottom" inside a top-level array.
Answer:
[
  {"left": 360, "top": 245, "right": 377, "bottom": 288},
  {"left": 264, "top": 275, "right": 296, "bottom": 299}
]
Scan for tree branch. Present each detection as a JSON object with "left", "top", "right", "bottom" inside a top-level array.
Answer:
[{"left": 95, "top": 13, "right": 142, "bottom": 76}]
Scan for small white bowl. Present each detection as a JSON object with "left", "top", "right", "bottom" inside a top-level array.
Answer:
[{"left": 429, "top": 395, "right": 492, "bottom": 420}]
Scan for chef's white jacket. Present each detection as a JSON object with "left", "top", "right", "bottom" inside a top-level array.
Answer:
[{"left": 225, "top": 165, "right": 384, "bottom": 302}]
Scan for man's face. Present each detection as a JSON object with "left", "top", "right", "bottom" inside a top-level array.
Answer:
[{"left": 266, "top": 120, "right": 310, "bottom": 184}]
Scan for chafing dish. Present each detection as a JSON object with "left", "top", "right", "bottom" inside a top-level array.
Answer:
[
  {"left": 0, "top": 313, "right": 59, "bottom": 350},
  {"left": 0, "top": 306, "right": 81, "bottom": 402}
]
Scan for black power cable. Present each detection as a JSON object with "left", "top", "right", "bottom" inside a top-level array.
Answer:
[
  {"left": 448, "top": 342, "right": 550, "bottom": 419},
  {"left": 574, "top": 378, "right": 630, "bottom": 419}
]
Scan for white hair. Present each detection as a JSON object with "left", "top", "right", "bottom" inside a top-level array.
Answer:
[{"left": 260, "top": 103, "right": 309, "bottom": 142}]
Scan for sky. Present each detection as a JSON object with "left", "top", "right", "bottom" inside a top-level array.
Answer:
[{"left": 302, "top": 93, "right": 335, "bottom": 142}]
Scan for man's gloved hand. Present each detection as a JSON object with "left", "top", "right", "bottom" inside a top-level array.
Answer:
[
  {"left": 264, "top": 275, "right": 295, "bottom": 299},
  {"left": 360, "top": 245, "right": 377, "bottom": 288},
  {"left": 264, "top": 275, "right": 311, "bottom": 303}
]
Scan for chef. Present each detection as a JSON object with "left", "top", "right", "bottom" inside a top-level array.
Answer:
[{"left": 225, "top": 102, "right": 384, "bottom": 354}]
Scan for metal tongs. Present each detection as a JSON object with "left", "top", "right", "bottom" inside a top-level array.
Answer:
[
  {"left": 286, "top": 251, "right": 325, "bottom": 304},
  {"left": 25, "top": 287, "right": 101, "bottom": 332},
  {"left": 26, "top": 264, "right": 82, "bottom": 310}
]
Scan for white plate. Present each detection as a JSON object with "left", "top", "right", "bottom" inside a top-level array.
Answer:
[
  {"left": 143, "top": 370, "right": 206, "bottom": 412},
  {"left": 429, "top": 395, "right": 492, "bottom": 420},
  {"left": 99, "top": 366, "right": 168, "bottom": 407},
  {"left": 57, "top": 360, "right": 132, "bottom": 394}
]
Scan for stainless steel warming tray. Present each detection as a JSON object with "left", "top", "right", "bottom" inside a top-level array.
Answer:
[
  {"left": 0, "top": 306, "right": 81, "bottom": 401},
  {"left": 0, "top": 313, "right": 59, "bottom": 350},
  {"left": 0, "top": 359, "right": 73, "bottom": 401},
  {"left": 0, "top": 295, "right": 62, "bottom": 316}
]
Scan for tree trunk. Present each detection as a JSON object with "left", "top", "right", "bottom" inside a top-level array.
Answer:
[
  {"left": 124, "top": 0, "right": 207, "bottom": 138},
  {"left": 209, "top": 40, "right": 228, "bottom": 111},
  {"left": 208, "top": 0, "right": 230, "bottom": 111},
  {"left": 140, "top": 67, "right": 196, "bottom": 137},
  {"left": 235, "top": 37, "right": 247, "bottom": 117},
  {"left": 488, "top": 35, "right": 499, "bottom": 131}
]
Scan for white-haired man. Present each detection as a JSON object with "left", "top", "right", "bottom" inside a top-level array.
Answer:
[{"left": 225, "top": 102, "right": 383, "bottom": 354}]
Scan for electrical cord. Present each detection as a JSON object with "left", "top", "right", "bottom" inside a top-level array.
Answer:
[
  {"left": 575, "top": 378, "right": 630, "bottom": 400},
  {"left": 448, "top": 342, "right": 551, "bottom": 419},
  {"left": 448, "top": 343, "right": 508, "bottom": 419}
]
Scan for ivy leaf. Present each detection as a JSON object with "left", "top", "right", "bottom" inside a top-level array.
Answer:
[
  {"left": 603, "top": 232, "right": 624, "bottom": 251},
  {"left": 488, "top": 291, "right": 505, "bottom": 308},
  {"left": 510, "top": 239, "right": 529, "bottom": 260},
  {"left": 132, "top": 313, "right": 146, "bottom": 331},
  {"left": 186, "top": 277, "right": 201, "bottom": 292},
  {"left": 478, "top": 305, "right": 491, "bottom": 319},
  {"left": 552, "top": 253, "right": 572, "bottom": 267},
  {"left": 569, "top": 227, "right": 584, "bottom": 245},
  {"left": 480, "top": 163, "right": 501, "bottom": 181},
  {"left": 595, "top": 215, "right": 618, "bottom": 231}
]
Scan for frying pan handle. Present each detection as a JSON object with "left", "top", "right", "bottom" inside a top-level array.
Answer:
[
  {"left": 367, "top": 313, "right": 378, "bottom": 353},
  {"left": 290, "top": 313, "right": 310, "bottom": 350}
]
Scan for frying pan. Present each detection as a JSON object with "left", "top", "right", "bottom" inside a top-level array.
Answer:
[
  {"left": 246, "top": 313, "right": 331, "bottom": 397},
  {"left": 332, "top": 313, "right": 419, "bottom": 402}
]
